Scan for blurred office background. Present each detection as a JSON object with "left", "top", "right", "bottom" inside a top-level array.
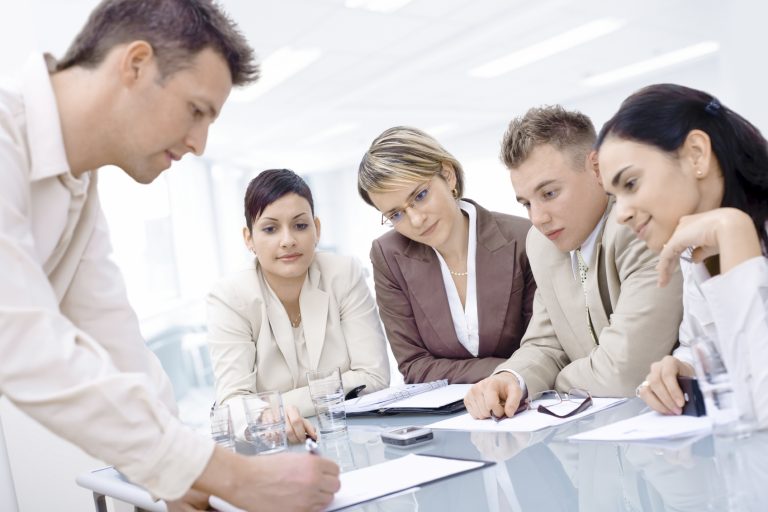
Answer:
[{"left": 0, "top": 0, "right": 766, "bottom": 509}]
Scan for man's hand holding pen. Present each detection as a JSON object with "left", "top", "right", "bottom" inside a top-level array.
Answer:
[{"left": 464, "top": 372, "right": 527, "bottom": 420}]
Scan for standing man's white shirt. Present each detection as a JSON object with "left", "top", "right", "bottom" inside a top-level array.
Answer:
[{"left": 0, "top": 54, "right": 213, "bottom": 500}]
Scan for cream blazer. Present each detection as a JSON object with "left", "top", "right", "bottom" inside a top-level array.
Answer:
[
  {"left": 497, "top": 202, "right": 684, "bottom": 397},
  {"left": 207, "top": 252, "right": 390, "bottom": 417}
]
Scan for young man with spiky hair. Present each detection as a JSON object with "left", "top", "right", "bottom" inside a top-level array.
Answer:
[
  {"left": 464, "top": 106, "right": 683, "bottom": 421},
  {"left": 0, "top": 1, "right": 339, "bottom": 510}
]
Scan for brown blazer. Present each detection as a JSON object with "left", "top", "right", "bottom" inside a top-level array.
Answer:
[{"left": 370, "top": 199, "right": 535, "bottom": 383}]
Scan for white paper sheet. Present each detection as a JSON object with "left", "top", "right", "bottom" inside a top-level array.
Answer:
[
  {"left": 568, "top": 411, "right": 713, "bottom": 442},
  {"left": 209, "top": 453, "right": 488, "bottom": 512},
  {"left": 384, "top": 384, "right": 471, "bottom": 408},
  {"left": 427, "top": 397, "right": 626, "bottom": 432},
  {"left": 344, "top": 380, "right": 448, "bottom": 414}
]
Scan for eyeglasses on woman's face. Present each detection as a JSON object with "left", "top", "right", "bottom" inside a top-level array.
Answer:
[{"left": 380, "top": 177, "right": 435, "bottom": 227}]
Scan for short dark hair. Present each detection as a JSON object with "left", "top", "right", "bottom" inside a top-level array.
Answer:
[
  {"left": 56, "top": 0, "right": 259, "bottom": 86},
  {"left": 244, "top": 169, "right": 315, "bottom": 232},
  {"left": 596, "top": 83, "right": 768, "bottom": 251},
  {"left": 500, "top": 105, "right": 596, "bottom": 170}
]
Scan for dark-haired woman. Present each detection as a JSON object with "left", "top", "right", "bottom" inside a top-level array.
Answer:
[
  {"left": 207, "top": 169, "right": 389, "bottom": 440},
  {"left": 597, "top": 84, "right": 768, "bottom": 428}
]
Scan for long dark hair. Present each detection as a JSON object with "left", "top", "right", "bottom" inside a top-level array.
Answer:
[
  {"left": 244, "top": 169, "right": 314, "bottom": 232},
  {"left": 596, "top": 83, "right": 768, "bottom": 251}
]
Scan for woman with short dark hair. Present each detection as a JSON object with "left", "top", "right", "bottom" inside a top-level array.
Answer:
[{"left": 207, "top": 169, "right": 389, "bottom": 440}]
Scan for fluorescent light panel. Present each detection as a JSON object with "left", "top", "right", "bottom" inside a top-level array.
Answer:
[
  {"left": 345, "top": 0, "right": 414, "bottom": 13},
  {"left": 470, "top": 18, "right": 626, "bottom": 78},
  {"left": 581, "top": 41, "right": 720, "bottom": 87},
  {"left": 305, "top": 123, "right": 358, "bottom": 144},
  {"left": 230, "top": 46, "right": 322, "bottom": 103}
]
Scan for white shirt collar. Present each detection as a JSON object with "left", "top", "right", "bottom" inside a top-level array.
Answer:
[
  {"left": 570, "top": 207, "right": 610, "bottom": 281},
  {"left": 23, "top": 53, "right": 74, "bottom": 182}
]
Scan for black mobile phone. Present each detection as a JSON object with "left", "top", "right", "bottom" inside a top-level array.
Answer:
[{"left": 677, "top": 376, "right": 706, "bottom": 417}]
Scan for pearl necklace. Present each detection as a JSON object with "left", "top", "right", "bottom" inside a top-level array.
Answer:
[{"left": 448, "top": 269, "right": 468, "bottom": 277}]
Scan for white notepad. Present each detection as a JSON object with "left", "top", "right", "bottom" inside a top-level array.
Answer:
[
  {"left": 209, "top": 453, "right": 492, "bottom": 512},
  {"left": 568, "top": 410, "right": 713, "bottom": 442},
  {"left": 345, "top": 381, "right": 470, "bottom": 414}
]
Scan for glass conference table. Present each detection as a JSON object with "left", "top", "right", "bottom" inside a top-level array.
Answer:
[{"left": 77, "top": 399, "right": 768, "bottom": 511}]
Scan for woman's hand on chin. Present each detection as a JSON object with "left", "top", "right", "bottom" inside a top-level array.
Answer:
[{"left": 656, "top": 208, "right": 761, "bottom": 286}]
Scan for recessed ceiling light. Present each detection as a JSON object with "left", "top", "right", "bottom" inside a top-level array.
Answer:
[
  {"left": 230, "top": 46, "right": 322, "bottom": 102},
  {"left": 345, "top": 0, "right": 414, "bottom": 14},
  {"left": 305, "top": 123, "right": 358, "bottom": 144},
  {"left": 581, "top": 41, "right": 720, "bottom": 87},
  {"left": 469, "top": 18, "right": 626, "bottom": 78}
]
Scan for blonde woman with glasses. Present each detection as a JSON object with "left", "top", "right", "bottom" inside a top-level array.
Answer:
[{"left": 358, "top": 126, "right": 536, "bottom": 383}]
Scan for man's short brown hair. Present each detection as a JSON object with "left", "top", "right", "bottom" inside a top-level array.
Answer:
[
  {"left": 500, "top": 105, "right": 596, "bottom": 170},
  {"left": 56, "top": 0, "right": 259, "bottom": 86}
]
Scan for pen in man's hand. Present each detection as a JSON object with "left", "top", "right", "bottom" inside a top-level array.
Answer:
[
  {"left": 490, "top": 399, "right": 529, "bottom": 422},
  {"left": 305, "top": 437, "right": 320, "bottom": 455}
]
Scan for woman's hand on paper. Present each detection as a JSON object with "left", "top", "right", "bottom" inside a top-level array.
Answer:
[{"left": 285, "top": 404, "right": 317, "bottom": 442}]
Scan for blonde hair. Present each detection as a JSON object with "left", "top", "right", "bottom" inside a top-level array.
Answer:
[
  {"left": 358, "top": 126, "right": 465, "bottom": 206},
  {"left": 500, "top": 105, "right": 595, "bottom": 170}
]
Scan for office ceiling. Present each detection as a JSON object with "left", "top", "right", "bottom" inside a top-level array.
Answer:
[{"left": 2, "top": 0, "right": 720, "bottom": 175}]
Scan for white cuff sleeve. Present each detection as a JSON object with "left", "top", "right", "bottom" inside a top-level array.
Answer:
[{"left": 493, "top": 369, "right": 527, "bottom": 397}]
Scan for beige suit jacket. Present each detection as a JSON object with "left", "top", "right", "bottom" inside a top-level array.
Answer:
[
  {"left": 207, "top": 252, "right": 390, "bottom": 417},
  {"left": 497, "top": 202, "right": 683, "bottom": 397}
]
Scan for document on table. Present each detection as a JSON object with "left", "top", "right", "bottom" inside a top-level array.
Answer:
[
  {"left": 345, "top": 383, "right": 470, "bottom": 415},
  {"left": 383, "top": 384, "right": 471, "bottom": 408},
  {"left": 427, "top": 397, "right": 626, "bottom": 432},
  {"left": 568, "top": 410, "right": 713, "bottom": 442},
  {"left": 209, "top": 453, "right": 492, "bottom": 512}
]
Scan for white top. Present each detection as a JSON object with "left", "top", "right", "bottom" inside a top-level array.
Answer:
[
  {"left": 673, "top": 239, "right": 768, "bottom": 428},
  {"left": 433, "top": 200, "right": 479, "bottom": 356},
  {"left": 0, "top": 54, "right": 213, "bottom": 500}
]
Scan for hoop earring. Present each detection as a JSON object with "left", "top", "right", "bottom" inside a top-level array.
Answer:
[{"left": 451, "top": 188, "right": 459, "bottom": 199}]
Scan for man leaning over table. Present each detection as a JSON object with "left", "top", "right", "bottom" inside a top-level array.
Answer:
[
  {"left": 464, "top": 105, "right": 683, "bottom": 420},
  {"left": 0, "top": 1, "right": 339, "bottom": 511}
]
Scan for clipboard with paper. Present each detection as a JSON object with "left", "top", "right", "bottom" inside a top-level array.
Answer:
[{"left": 344, "top": 381, "right": 471, "bottom": 416}]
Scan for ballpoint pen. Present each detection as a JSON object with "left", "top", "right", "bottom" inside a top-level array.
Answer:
[
  {"left": 490, "top": 399, "right": 529, "bottom": 422},
  {"left": 305, "top": 437, "right": 320, "bottom": 455}
]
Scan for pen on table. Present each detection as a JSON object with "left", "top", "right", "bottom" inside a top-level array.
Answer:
[
  {"left": 490, "top": 399, "right": 529, "bottom": 422},
  {"left": 305, "top": 437, "right": 320, "bottom": 455},
  {"left": 344, "top": 384, "right": 366, "bottom": 401}
]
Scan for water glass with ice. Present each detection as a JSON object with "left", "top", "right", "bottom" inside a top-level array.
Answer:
[
  {"left": 306, "top": 367, "right": 347, "bottom": 438},
  {"left": 690, "top": 325, "right": 756, "bottom": 437},
  {"left": 242, "top": 392, "right": 287, "bottom": 454}
]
